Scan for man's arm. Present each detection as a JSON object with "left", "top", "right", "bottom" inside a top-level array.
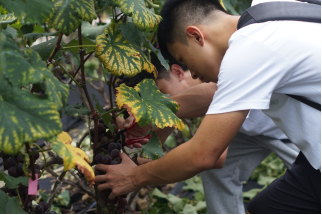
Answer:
[{"left": 95, "top": 110, "right": 248, "bottom": 198}]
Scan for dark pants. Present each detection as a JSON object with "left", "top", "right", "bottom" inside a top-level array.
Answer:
[{"left": 247, "top": 152, "right": 321, "bottom": 214}]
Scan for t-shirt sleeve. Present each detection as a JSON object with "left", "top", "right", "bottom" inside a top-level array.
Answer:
[{"left": 206, "top": 34, "right": 292, "bottom": 115}]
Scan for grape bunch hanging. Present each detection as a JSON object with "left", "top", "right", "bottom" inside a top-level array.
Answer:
[{"left": 1, "top": 151, "right": 57, "bottom": 214}]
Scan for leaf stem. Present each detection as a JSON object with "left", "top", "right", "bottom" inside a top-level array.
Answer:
[
  {"left": 115, "top": 108, "right": 127, "bottom": 117},
  {"left": 68, "top": 52, "right": 94, "bottom": 85},
  {"left": 62, "top": 45, "right": 96, "bottom": 49},
  {"left": 55, "top": 61, "right": 82, "bottom": 87},
  {"left": 16, "top": 188, "right": 23, "bottom": 206},
  {"left": 144, "top": 0, "right": 160, "bottom": 8},
  {"left": 99, "top": 107, "right": 118, "bottom": 118},
  {"left": 70, "top": 87, "right": 88, "bottom": 102}
]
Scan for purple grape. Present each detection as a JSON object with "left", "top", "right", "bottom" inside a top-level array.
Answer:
[
  {"left": 5, "top": 157, "right": 16, "bottom": 169},
  {"left": 108, "top": 142, "right": 117, "bottom": 153},
  {"left": 115, "top": 157, "right": 122, "bottom": 164},
  {"left": 116, "top": 142, "right": 122, "bottom": 150},
  {"left": 110, "top": 160, "right": 118, "bottom": 165},
  {"left": 8, "top": 166, "right": 19, "bottom": 177},
  {"left": 116, "top": 206, "right": 124, "bottom": 214},
  {"left": 108, "top": 197, "right": 118, "bottom": 205},
  {"left": 111, "top": 149, "right": 120, "bottom": 158},
  {"left": 102, "top": 155, "right": 112, "bottom": 165},
  {"left": 34, "top": 204, "right": 44, "bottom": 214},
  {"left": 94, "top": 153, "right": 103, "bottom": 164},
  {"left": 101, "top": 189, "right": 112, "bottom": 198},
  {"left": 117, "top": 197, "right": 127, "bottom": 207},
  {"left": 39, "top": 202, "right": 49, "bottom": 212},
  {"left": 98, "top": 123, "right": 105, "bottom": 133},
  {"left": 101, "top": 136, "right": 109, "bottom": 144},
  {"left": 17, "top": 154, "right": 24, "bottom": 163},
  {"left": 32, "top": 149, "right": 39, "bottom": 160},
  {"left": 17, "top": 163, "right": 24, "bottom": 174},
  {"left": 99, "top": 118, "right": 105, "bottom": 124}
]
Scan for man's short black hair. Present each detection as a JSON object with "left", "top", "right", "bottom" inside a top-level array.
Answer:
[
  {"left": 150, "top": 52, "right": 189, "bottom": 80},
  {"left": 157, "top": 0, "right": 228, "bottom": 61}
]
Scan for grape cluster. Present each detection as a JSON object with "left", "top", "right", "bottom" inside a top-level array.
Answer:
[
  {"left": 90, "top": 119, "right": 114, "bottom": 145},
  {"left": 94, "top": 140, "right": 128, "bottom": 213},
  {"left": 33, "top": 201, "right": 57, "bottom": 214}
]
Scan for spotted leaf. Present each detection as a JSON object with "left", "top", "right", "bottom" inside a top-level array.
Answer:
[
  {"left": 111, "top": 0, "right": 162, "bottom": 30},
  {"left": 49, "top": 0, "right": 97, "bottom": 35},
  {"left": 49, "top": 132, "right": 94, "bottom": 185},
  {"left": 0, "top": 0, "right": 53, "bottom": 24},
  {"left": 0, "top": 13, "right": 16, "bottom": 28},
  {"left": 141, "top": 131, "right": 164, "bottom": 160},
  {"left": 24, "top": 48, "right": 70, "bottom": 111},
  {"left": 95, "top": 23, "right": 141, "bottom": 77},
  {"left": 115, "top": 79, "right": 185, "bottom": 130},
  {"left": 0, "top": 81, "right": 62, "bottom": 155}
]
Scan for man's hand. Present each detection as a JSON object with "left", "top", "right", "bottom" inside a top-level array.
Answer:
[
  {"left": 116, "top": 116, "right": 152, "bottom": 149},
  {"left": 95, "top": 153, "right": 140, "bottom": 199}
]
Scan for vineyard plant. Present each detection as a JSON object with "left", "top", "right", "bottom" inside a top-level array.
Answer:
[{"left": 0, "top": 0, "right": 284, "bottom": 214}]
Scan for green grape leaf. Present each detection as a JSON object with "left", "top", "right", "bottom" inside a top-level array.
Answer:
[
  {"left": 31, "top": 37, "right": 66, "bottom": 61},
  {"left": 96, "top": 0, "right": 118, "bottom": 12},
  {"left": 120, "top": 22, "right": 143, "bottom": 46},
  {"left": 96, "top": 24, "right": 156, "bottom": 77},
  {"left": 0, "top": 81, "right": 62, "bottom": 155},
  {"left": 23, "top": 48, "right": 70, "bottom": 111},
  {"left": 81, "top": 21, "right": 109, "bottom": 40},
  {"left": 23, "top": 32, "right": 58, "bottom": 42},
  {"left": 0, "top": 171, "right": 29, "bottom": 189},
  {"left": 141, "top": 131, "right": 164, "bottom": 160},
  {"left": 111, "top": 0, "right": 162, "bottom": 30},
  {"left": 2, "top": 26, "right": 17, "bottom": 39},
  {"left": 0, "top": 190, "right": 27, "bottom": 214},
  {"left": 3, "top": 35, "right": 44, "bottom": 86},
  {"left": 95, "top": 23, "right": 142, "bottom": 77},
  {"left": 115, "top": 79, "right": 185, "bottom": 130},
  {"left": 183, "top": 176, "right": 204, "bottom": 193},
  {"left": 0, "top": 0, "right": 54, "bottom": 24},
  {"left": 64, "top": 103, "right": 92, "bottom": 116},
  {"left": 49, "top": 132, "right": 95, "bottom": 185},
  {"left": 182, "top": 204, "right": 198, "bottom": 214},
  {"left": 49, "top": 0, "right": 97, "bottom": 35},
  {"left": 0, "top": 13, "right": 17, "bottom": 29}
]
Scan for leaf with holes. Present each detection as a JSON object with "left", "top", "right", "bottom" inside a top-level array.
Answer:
[
  {"left": 23, "top": 48, "right": 69, "bottom": 111},
  {"left": 116, "top": 79, "right": 185, "bottom": 130},
  {"left": 49, "top": 0, "right": 97, "bottom": 35},
  {"left": 111, "top": 0, "right": 162, "bottom": 30},
  {"left": 0, "top": 0, "right": 54, "bottom": 24},
  {"left": 141, "top": 131, "right": 164, "bottom": 160},
  {"left": 0, "top": 81, "right": 62, "bottom": 155},
  {"left": 49, "top": 132, "right": 94, "bottom": 185},
  {"left": 95, "top": 23, "right": 141, "bottom": 77}
]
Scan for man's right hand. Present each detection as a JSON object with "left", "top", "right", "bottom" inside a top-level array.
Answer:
[{"left": 116, "top": 116, "right": 152, "bottom": 149}]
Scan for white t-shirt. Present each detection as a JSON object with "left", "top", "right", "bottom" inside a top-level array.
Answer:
[
  {"left": 206, "top": 20, "right": 321, "bottom": 169},
  {"left": 239, "top": 110, "right": 287, "bottom": 140}
]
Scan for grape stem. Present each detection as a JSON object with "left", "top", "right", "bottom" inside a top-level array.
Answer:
[
  {"left": 48, "top": 171, "right": 66, "bottom": 209},
  {"left": 30, "top": 143, "right": 47, "bottom": 178},
  {"left": 99, "top": 107, "right": 118, "bottom": 118},
  {"left": 15, "top": 188, "right": 23, "bottom": 207},
  {"left": 115, "top": 108, "right": 127, "bottom": 117},
  {"left": 68, "top": 52, "right": 94, "bottom": 85}
]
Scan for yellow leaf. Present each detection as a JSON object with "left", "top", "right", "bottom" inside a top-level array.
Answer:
[{"left": 49, "top": 132, "right": 95, "bottom": 186}]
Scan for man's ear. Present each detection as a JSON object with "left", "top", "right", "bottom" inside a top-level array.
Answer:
[
  {"left": 170, "top": 64, "right": 185, "bottom": 81},
  {"left": 186, "top": 26, "right": 204, "bottom": 46}
]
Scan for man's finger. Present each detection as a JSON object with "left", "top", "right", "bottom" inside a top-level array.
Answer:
[
  {"left": 124, "top": 116, "right": 135, "bottom": 128},
  {"left": 95, "top": 175, "right": 107, "bottom": 183},
  {"left": 109, "top": 191, "right": 117, "bottom": 200},
  {"left": 95, "top": 164, "right": 109, "bottom": 171},
  {"left": 97, "top": 182, "right": 111, "bottom": 191},
  {"left": 132, "top": 143, "right": 142, "bottom": 148}
]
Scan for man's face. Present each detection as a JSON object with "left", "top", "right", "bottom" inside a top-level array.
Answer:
[
  {"left": 166, "top": 39, "right": 223, "bottom": 83},
  {"left": 155, "top": 74, "right": 187, "bottom": 96}
]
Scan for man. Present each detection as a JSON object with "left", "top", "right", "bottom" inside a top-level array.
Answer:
[
  {"left": 95, "top": 0, "right": 320, "bottom": 213},
  {"left": 152, "top": 55, "right": 299, "bottom": 214}
]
